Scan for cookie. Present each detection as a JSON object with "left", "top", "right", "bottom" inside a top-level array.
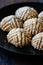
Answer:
[
  {"left": 7, "top": 28, "right": 32, "bottom": 47},
  {"left": 38, "top": 11, "right": 43, "bottom": 20},
  {"left": 23, "top": 18, "right": 43, "bottom": 35},
  {"left": 31, "top": 32, "right": 43, "bottom": 50},
  {"left": 38, "top": 11, "right": 43, "bottom": 24},
  {"left": 15, "top": 6, "right": 38, "bottom": 21},
  {"left": 0, "top": 15, "right": 23, "bottom": 32}
]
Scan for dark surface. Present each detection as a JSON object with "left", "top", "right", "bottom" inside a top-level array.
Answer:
[
  {"left": 0, "top": 48, "right": 43, "bottom": 65},
  {"left": 0, "top": 0, "right": 43, "bottom": 8},
  {"left": 0, "top": 48, "right": 32, "bottom": 65},
  {"left": 0, "top": 47, "right": 43, "bottom": 65},
  {"left": 0, "top": 2, "right": 43, "bottom": 55}
]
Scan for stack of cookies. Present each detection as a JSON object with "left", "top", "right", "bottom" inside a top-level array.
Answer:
[{"left": 0, "top": 6, "right": 43, "bottom": 50}]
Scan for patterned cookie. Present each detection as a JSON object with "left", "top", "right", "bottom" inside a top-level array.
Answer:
[
  {"left": 38, "top": 11, "right": 43, "bottom": 20},
  {"left": 31, "top": 32, "right": 43, "bottom": 50},
  {"left": 38, "top": 11, "right": 43, "bottom": 23},
  {"left": 0, "top": 15, "right": 23, "bottom": 32},
  {"left": 15, "top": 6, "right": 38, "bottom": 21},
  {"left": 23, "top": 18, "right": 43, "bottom": 36},
  {"left": 7, "top": 28, "right": 32, "bottom": 47}
]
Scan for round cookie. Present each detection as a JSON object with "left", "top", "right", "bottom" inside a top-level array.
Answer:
[
  {"left": 15, "top": 6, "right": 38, "bottom": 21},
  {"left": 38, "top": 11, "right": 43, "bottom": 20},
  {"left": 38, "top": 11, "right": 43, "bottom": 24},
  {"left": 31, "top": 32, "right": 43, "bottom": 50},
  {"left": 7, "top": 28, "right": 32, "bottom": 47},
  {"left": 23, "top": 18, "right": 43, "bottom": 36},
  {"left": 0, "top": 15, "right": 23, "bottom": 32}
]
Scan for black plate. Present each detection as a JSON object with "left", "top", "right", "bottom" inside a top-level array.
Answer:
[{"left": 0, "top": 2, "right": 43, "bottom": 55}]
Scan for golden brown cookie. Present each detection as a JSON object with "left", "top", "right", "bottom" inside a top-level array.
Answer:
[
  {"left": 38, "top": 11, "right": 43, "bottom": 26},
  {"left": 0, "top": 15, "right": 23, "bottom": 32},
  {"left": 31, "top": 32, "right": 43, "bottom": 50},
  {"left": 23, "top": 18, "right": 43, "bottom": 36},
  {"left": 7, "top": 28, "right": 32, "bottom": 47},
  {"left": 38, "top": 11, "right": 43, "bottom": 20},
  {"left": 15, "top": 6, "right": 38, "bottom": 21}
]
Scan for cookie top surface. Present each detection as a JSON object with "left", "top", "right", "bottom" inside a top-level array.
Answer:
[
  {"left": 38, "top": 11, "right": 43, "bottom": 18},
  {"left": 0, "top": 15, "right": 23, "bottom": 32},
  {"left": 7, "top": 28, "right": 30, "bottom": 47},
  {"left": 1, "top": 15, "right": 15, "bottom": 23},
  {"left": 24, "top": 18, "right": 43, "bottom": 35},
  {"left": 23, "top": 18, "right": 38, "bottom": 27},
  {"left": 32, "top": 32, "right": 43, "bottom": 50},
  {"left": 15, "top": 6, "right": 38, "bottom": 21},
  {"left": 7, "top": 28, "right": 32, "bottom": 47}
]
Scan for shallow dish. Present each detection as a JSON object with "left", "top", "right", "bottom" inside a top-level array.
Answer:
[{"left": 0, "top": 2, "right": 43, "bottom": 55}]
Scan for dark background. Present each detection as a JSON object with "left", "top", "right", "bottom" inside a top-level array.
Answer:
[
  {"left": 0, "top": 0, "right": 43, "bottom": 8},
  {"left": 0, "top": 0, "right": 43, "bottom": 65}
]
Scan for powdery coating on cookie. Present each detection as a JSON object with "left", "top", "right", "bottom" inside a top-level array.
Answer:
[
  {"left": 7, "top": 28, "right": 32, "bottom": 47},
  {"left": 23, "top": 18, "right": 43, "bottom": 35},
  {"left": 15, "top": 6, "right": 38, "bottom": 21},
  {"left": 38, "top": 11, "right": 43, "bottom": 19},
  {"left": 0, "top": 15, "right": 23, "bottom": 32},
  {"left": 32, "top": 32, "right": 43, "bottom": 50},
  {"left": 38, "top": 11, "right": 43, "bottom": 23}
]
